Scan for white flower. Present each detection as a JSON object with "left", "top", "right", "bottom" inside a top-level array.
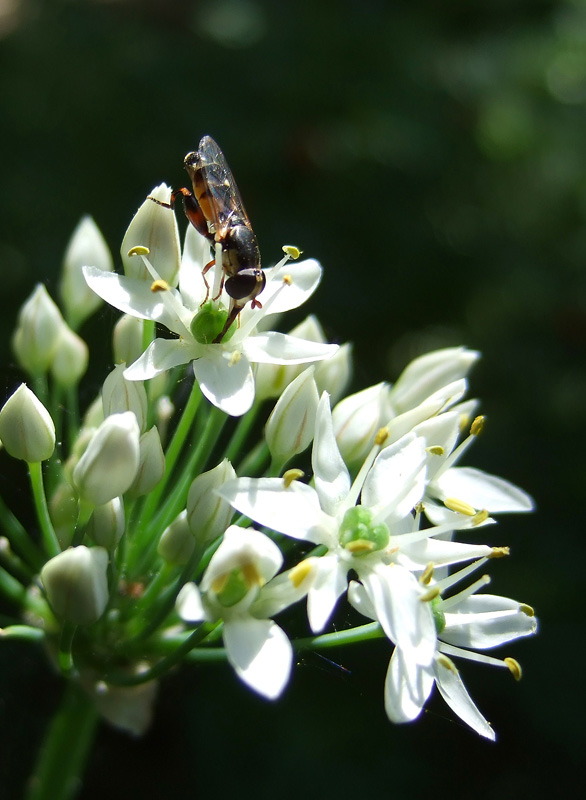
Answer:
[
  {"left": 349, "top": 562, "right": 537, "bottom": 739},
  {"left": 219, "top": 393, "right": 451, "bottom": 667},
  {"left": 176, "top": 526, "right": 293, "bottom": 699},
  {"left": 83, "top": 211, "right": 338, "bottom": 416}
]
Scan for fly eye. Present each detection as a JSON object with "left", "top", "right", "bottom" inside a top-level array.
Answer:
[{"left": 225, "top": 270, "right": 265, "bottom": 303}]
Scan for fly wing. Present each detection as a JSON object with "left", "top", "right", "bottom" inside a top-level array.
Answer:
[{"left": 196, "top": 136, "right": 251, "bottom": 237}]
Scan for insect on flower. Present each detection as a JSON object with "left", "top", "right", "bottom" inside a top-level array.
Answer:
[{"left": 151, "top": 135, "right": 265, "bottom": 343}]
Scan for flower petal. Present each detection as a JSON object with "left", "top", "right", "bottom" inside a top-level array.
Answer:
[
  {"left": 218, "top": 478, "right": 334, "bottom": 544},
  {"left": 442, "top": 595, "right": 538, "bottom": 649},
  {"left": 193, "top": 350, "right": 255, "bottom": 416},
  {"left": 363, "top": 433, "right": 427, "bottom": 522},
  {"left": 312, "top": 393, "right": 351, "bottom": 517},
  {"left": 259, "top": 258, "right": 323, "bottom": 315},
  {"left": 124, "top": 338, "right": 196, "bottom": 381},
  {"left": 243, "top": 332, "right": 338, "bottom": 365},
  {"left": 224, "top": 617, "right": 292, "bottom": 699},
  {"left": 434, "top": 467, "right": 534, "bottom": 513},
  {"left": 434, "top": 657, "right": 495, "bottom": 740},
  {"left": 384, "top": 647, "right": 434, "bottom": 723},
  {"left": 307, "top": 555, "right": 349, "bottom": 632}
]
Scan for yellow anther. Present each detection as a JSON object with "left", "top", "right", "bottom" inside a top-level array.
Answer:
[
  {"left": 504, "top": 657, "right": 522, "bottom": 681},
  {"left": 242, "top": 562, "right": 263, "bottom": 588},
  {"left": 520, "top": 603, "right": 535, "bottom": 617},
  {"left": 150, "top": 279, "right": 170, "bottom": 293},
  {"left": 420, "top": 563, "right": 435, "bottom": 585},
  {"left": 470, "top": 415, "right": 485, "bottom": 436},
  {"left": 345, "top": 539, "right": 375, "bottom": 554},
  {"left": 374, "top": 427, "right": 389, "bottom": 446},
  {"left": 472, "top": 509, "right": 489, "bottom": 525},
  {"left": 282, "top": 274, "right": 293, "bottom": 285},
  {"left": 426, "top": 445, "right": 444, "bottom": 456},
  {"left": 283, "top": 468, "right": 304, "bottom": 488},
  {"left": 211, "top": 573, "right": 229, "bottom": 594},
  {"left": 229, "top": 351, "right": 242, "bottom": 366},
  {"left": 282, "top": 245, "right": 302, "bottom": 259},
  {"left": 489, "top": 546, "right": 510, "bottom": 559},
  {"left": 289, "top": 559, "right": 314, "bottom": 588},
  {"left": 444, "top": 497, "right": 476, "bottom": 516},
  {"left": 437, "top": 654, "right": 457, "bottom": 673},
  {"left": 127, "top": 245, "right": 150, "bottom": 257},
  {"left": 419, "top": 585, "right": 441, "bottom": 603}
]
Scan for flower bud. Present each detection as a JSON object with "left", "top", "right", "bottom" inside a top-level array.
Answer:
[
  {"left": 332, "top": 382, "right": 388, "bottom": 467},
  {"left": 12, "top": 285, "right": 64, "bottom": 376},
  {"left": 102, "top": 364, "right": 148, "bottom": 432},
  {"left": 60, "top": 216, "right": 114, "bottom": 329},
  {"left": 158, "top": 510, "right": 195, "bottom": 565},
  {"left": 73, "top": 412, "right": 140, "bottom": 506},
  {"left": 112, "top": 314, "right": 145, "bottom": 366},
  {"left": 0, "top": 384, "right": 55, "bottom": 462},
  {"left": 86, "top": 497, "right": 125, "bottom": 549},
  {"left": 121, "top": 184, "right": 181, "bottom": 287},
  {"left": 51, "top": 325, "right": 89, "bottom": 388},
  {"left": 265, "top": 367, "right": 319, "bottom": 469},
  {"left": 186, "top": 459, "right": 236, "bottom": 546},
  {"left": 388, "top": 347, "right": 480, "bottom": 415},
  {"left": 314, "top": 342, "right": 353, "bottom": 406},
  {"left": 129, "top": 427, "right": 165, "bottom": 496},
  {"left": 41, "top": 546, "right": 109, "bottom": 625}
]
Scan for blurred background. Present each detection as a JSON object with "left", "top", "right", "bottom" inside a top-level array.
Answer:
[{"left": 0, "top": 0, "right": 583, "bottom": 797}]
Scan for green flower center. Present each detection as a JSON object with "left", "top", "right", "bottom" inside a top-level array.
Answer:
[
  {"left": 339, "top": 506, "right": 390, "bottom": 555},
  {"left": 211, "top": 563, "right": 262, "bottom": 607},
  {"left": 190, "top": 302, "right": 236, "bottom": 344}
]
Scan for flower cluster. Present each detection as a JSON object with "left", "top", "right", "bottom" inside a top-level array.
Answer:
[{"left": 0, "top": 182, "right": 536, "bottom": 748}]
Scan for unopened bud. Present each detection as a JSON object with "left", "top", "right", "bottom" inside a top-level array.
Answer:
[
  {"left": 332, "top": 382, "right": 387, "bottom": 467},
  {"left": 121, "top": 184, "right": 180, "bottom": 286},
  {"left": 129, "top": 427, "right": 165, "bottom": 496},
  {"left": 265, "top": 368, "right": 319, "bottom": 469},
  {"left": 0, "top": 384, "right": 55, "bottom": 462},
  {"left": 12, "top": 285, "right": 64, "bottom": 376},
  {"left": 86, "top": 497, "right": 125, "bottom": 550},
  {"left": 113, "top": 314, "right": 145, "bottom": 366},
  {"left": 102, "top": 364, "right": 148, "bottom": 432},
  {"left": 60, "top": 216, "right": 114, "bottom": 329},
  {"left": 41, "top": 546, "right": 109, "bottom": 625},
  {"left": 51, "top": 325, "right": 89, "bottom": 388},
  {"left": 73, "top": 412, "right": 140, "bottom": 505},
  {"left": 315, "top": 342, "right": 353, "bottom": 405},
  {"left": 186, "top": 460, "right": 236, "bottom": 546},
  {"left": 158, "top": 510, "right": 195, "bottom": 565}
]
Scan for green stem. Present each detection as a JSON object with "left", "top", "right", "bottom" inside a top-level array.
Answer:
[
  {"left": 28, "top": 462, "right": 60, "bottom": 558},
  {"left": 0, "top": 494, "right": 45, "bottom": 572},
  {"left": 223, "top": 401, "right": 263, "bottom": 463},
  {"left": 58, "top": 622, "right": 78, "bottom": 676},
  {"left": 25, "top": 681, "right": 98, "bottom": 800}
]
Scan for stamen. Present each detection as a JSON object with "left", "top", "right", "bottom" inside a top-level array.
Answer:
[
  {"left": 472, "top": 509, "right": 489, "bottom": 525},
  {"left": 235, "top": 273, "right": 293, "bottom": 341},
  {"left": 470, "top": 415, "right": 485, "bottom": 436},
  {"left": 439, "top": 641, "right": 510, "bottom": 669},
  {"left": 151, "top": 279, "right": 170, "bottom": 293},
  {"left": 289, "top": 559, "right": 314, "bottom": 588},
  {"left": 420, "top": 563, "right": 434, "bottom": 585},
  {"left": 242, "top": 562, "right": 263, "bottom": 588},
  {"left": 229, "top": 351, "right": 242, "bottom": 366},
  {"left": 212, "top": 243, "right": 224, "bottom": 300},
  {"left": 444, "top": 497, "right": 476, "bottom": 516},
  {"left": 440, "top": 573, "right": 490, "bottom": 607},
  {"left": 420, "top": 585, "right": 441, "bottom": 603},
  {"left": 504, "top": 657, "right": 522, "bottom": 681},
  {"left": 520, "top": 603, "right": 535, "bottom": 617},
  {"left": 426, "top": 445, "right": 444, "bottom": 456},
  {"left": 283, "top": 468, "right": 304, "bottom": 488},
  {"left": 345, "top": 539, "right": 375, "bottom": 554},
  {"left": 489, "top": 546, "right": 510, "bottom": 558},
  {"left": 374, "top": 427, "right": 389, "bottom": 446},
  {"left": 282, "top": 245, "right": 302, "bottom": 259},
  {"left": 128, "top": 245, "right": 150, "bottom": 257}
]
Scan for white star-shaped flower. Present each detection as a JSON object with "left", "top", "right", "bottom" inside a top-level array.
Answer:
[
  {"left": 176, "top": 526, "right": 294, "bottom": 700},
  {"left": 349, "top": 563, "right": 537, "bottom": 739},
  {"left": 83, "top": 188, "right": 338, "bottom": 416}
]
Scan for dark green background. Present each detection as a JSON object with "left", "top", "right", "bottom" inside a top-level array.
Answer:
[{"left": 0, "top": 1, "right": 581, "bottom": 798}]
